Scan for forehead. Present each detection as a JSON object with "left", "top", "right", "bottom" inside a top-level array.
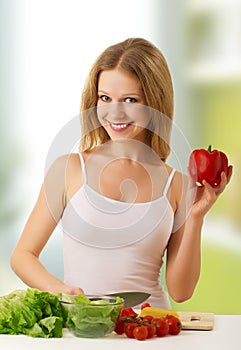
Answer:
[{"left": 98, "top": 68, "right": 142, "bottom": 92}]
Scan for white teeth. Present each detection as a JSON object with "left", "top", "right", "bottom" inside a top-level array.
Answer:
[{"left": 110, "top": 123, "right": 128, "bottom": 129}]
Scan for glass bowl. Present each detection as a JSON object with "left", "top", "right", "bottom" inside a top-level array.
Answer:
[{"left": 60, "top": 295, "right": 124, "bottom": 338}]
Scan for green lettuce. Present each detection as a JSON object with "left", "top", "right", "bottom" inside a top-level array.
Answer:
[
  {"left": 61, "top": 294, "right": 124, "bottom": 337},
  {"left": 0, "top": 289, "right": 64, "bottom": 338},
  {"left": 0, "top": 289, "right": 124, "bottom": 338}
]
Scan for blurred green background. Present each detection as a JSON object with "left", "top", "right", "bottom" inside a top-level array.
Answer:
[{"left": 1, "top": 0, "right": 241, "bottom": 314}]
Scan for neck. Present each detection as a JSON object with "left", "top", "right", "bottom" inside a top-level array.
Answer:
[{"left": 98, "top": 138, "right": 161, "bottom": 164}]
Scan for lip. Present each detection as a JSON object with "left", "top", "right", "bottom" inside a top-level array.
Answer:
[{"left": 108, "top": 121, "right": 133, "bottom": 132}]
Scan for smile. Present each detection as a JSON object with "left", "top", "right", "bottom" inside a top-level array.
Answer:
[{"left": 108, "top": 122, "right": 132, "bottom": 131}]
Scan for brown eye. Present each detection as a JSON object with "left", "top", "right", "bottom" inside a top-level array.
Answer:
[
  {"left": 125, "top": 97, "right": 137, "bottom": 103},
  {"left": 99, "top": 95, "right": 110, "bottom": 102}
]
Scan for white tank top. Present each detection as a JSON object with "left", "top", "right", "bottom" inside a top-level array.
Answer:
[{"left": 61, "top": 153, "right": 176, "bottom": 308}]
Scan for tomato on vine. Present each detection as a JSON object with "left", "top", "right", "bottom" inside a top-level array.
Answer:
[
  {"left": 114, "top": 305, "right": 182, "bottom": 341},
  {"left": 165, "top": 315, "right": 182, "bottom": 335},
  {"left": 152, "top": 317, "right": 169, "bottom": 337},
  {"left": 146, "top": 323, "right": 156, "bottom": 338},
  {"left": 114, "top": 318, "right": 125, "bottom": 335},
  {"left": 142, "top": 315, "right": 154, "bottom": 323},
  {"left": 124, "top": 321, "right": 139, "bottom": 338},
  {"left": 133, "top": 325, "right": 148, "bottom": 341}
]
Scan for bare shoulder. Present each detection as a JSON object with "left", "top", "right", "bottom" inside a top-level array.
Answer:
[
  {"left": 172, "top": 167, "right": 188, "bottom": 190},
  {"left": 173, "top": 169, "right": 188, "bottom": 186},
  {"left": 45, "top": 152, "right": 83, "bottom": 188},
  {"left": 64, "top": 153, "right": 84, "bottom": 201},
  {"left": 65, "top": 152, "right": 82, "bottom": 170},
  {"left": 58, "top": 152, "right": 81, "bottom": 177},
  {"left": 165, "top": 164, "right": 188, "bottom": 210},
  {"left": 44, "top": 153, "right": 79, "bottom": 178},
  {"left": 164, "top": 164, "right": 187, "bottom": 184}
]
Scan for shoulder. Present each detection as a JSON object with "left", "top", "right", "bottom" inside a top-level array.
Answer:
[
  {"left": 44, "top": 153, "right": 83, "bottom": 188},
  {"left": 45, "top": 153, "right": 81, "bottom": 176},
  {"left": 164, "top": 164, "right": 188, "bottom": 211},
  {"left": 43, "top": 153, "right": 84, "bottom": 205},
  {"left": 62, "top": 152, "right": 83, "bottom": 181},
  {"left": 164, "top": 164, "right": 187, "bottom": 186}
]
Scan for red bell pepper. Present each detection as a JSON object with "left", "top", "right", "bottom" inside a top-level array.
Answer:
[{"left": 188, "top": 145, "right": 229, "bottom": 187}]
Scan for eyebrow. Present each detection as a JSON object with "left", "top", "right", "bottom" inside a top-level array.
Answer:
[{"left": 98, "top": 90, "right": 142, "bottom": 96}]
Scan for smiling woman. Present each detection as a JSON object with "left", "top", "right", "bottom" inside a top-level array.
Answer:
[
  {"left": 10, "top": 36, "right": 232, "bottom": 310},
  {"left": 2, "top": 0, "right": 239, "bottom": 316}
]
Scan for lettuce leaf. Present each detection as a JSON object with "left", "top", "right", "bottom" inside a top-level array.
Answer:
[
  {"left": 0, "top": 289, "right": 64, "bottom": 337},
  {"left": 63, "top": 294, "right": 124, "bottom": 337}
]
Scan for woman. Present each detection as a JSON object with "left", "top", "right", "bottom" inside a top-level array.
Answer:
[{"left": 11, "top": 38, "right": 232, "bottom": 308}]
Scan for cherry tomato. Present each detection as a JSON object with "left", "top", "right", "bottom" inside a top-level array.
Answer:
[
  {"left": 121, "top": 307, "right": 137, "bottom": 317},
  {"left": 124, "top": 322, "right": 138, "bottom": 338},
  {"left": 141, "top": 302, "right": 151, "bottom": 309},
  {"left": 166, "top": 316, "right": 182, "bottom": 335},
  {"left": 152, "top": 317, "right": 169, "bottom": 337},
  {"left": 146, "top": 323, "right": 156, "bottom": 338},
  {"left": 133, "top": 325, "right": 148, "bottom": 341},
  {"left": 114, "top": 318, "right": 125, "bottom": 335},
  {"left": 142, "top": 315, "right": 154, "bottom": 323},
  {"left": 165, "top": 314, "right": 176, "bottom": 321}
]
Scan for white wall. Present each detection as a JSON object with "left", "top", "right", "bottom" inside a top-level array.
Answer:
[{"left": 0, "top": 0, "right": 157, "bottom": 295}]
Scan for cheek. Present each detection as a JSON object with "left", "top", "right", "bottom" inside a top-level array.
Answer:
[
  {"left": 129, "top": 105, "right": 152, "bottom": 127},
  {"left": 96, "top": 104, "right": 109, "bottom": 124},
  {"left": 138, "top": 114, "right": 152, "bottom": 128}
]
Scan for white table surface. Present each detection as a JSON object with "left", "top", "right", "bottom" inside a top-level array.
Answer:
[{"left": 0, "top": 315, "right": 241, "bottom": 350}]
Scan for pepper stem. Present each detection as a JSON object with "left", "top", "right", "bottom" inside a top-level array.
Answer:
[{"left": 208, "top": 145, "right": 212, "bottom": 152}]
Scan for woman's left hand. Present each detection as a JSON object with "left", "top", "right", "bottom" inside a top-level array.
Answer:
[{"left": 190, "top": 165, "right": 233, "bottom": 218}]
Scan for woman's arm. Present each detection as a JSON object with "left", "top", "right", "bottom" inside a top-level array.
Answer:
[
  {"left": 10, "top": 155, "right": 84, "bottom": 295},
  {"left": 166, "top": 167, "right": 233, "bottom": 302}
]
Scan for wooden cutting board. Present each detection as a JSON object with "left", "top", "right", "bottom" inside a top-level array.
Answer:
[{"left": 178, "top": 311, "right": 215, "bottom": 330}]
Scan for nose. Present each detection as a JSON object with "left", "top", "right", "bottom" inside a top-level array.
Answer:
[
  {"left": 98, "top": 102, "right": 126, "bottom": 122},
  {"left": 108, "top": 102, "right": 126, "bottom": 121}
]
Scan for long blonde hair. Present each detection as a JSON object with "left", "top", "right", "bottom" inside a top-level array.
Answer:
[{"left": 79, "top": 38, "right": 174, "bottom": 160}]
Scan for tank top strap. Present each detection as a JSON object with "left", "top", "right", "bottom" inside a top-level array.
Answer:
[
  {"left": 78, "top": 152, "right": 87, "bottom": 184},
  {"left": 163, "top": 168, "right": 176, "bottom": 197}
]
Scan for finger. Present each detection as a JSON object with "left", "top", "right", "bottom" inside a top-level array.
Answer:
[
  {"left": 202, "top": 180, "right": 217, "bottom": 200},
  {"left": 215, "top": 172, "right": 228, "bottom": 196},
  {"left": 227, "top": 165, "right": 233, "bottom": 184},
  {"left": 74, "top": 287, "right": 84, "bottom": 295},
  {"left": 202, "top": 179, "right": 211, "bottom": 188},
  {"left": 67, "top": 287, "right": 84, "bottom": 295}
]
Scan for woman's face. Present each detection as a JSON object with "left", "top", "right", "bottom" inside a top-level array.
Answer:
[{"left": 97, "top": 68, "right": 151, "bottom": 142}]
